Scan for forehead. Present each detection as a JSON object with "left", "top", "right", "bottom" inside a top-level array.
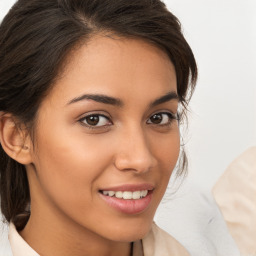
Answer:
[{"left": 46, "top": 35, "right": 177, "bottom": 106}]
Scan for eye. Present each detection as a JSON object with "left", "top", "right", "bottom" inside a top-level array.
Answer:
[
  {"left": 79, "top": 114, "right": 111, "bottom": 128},
  {"left": 147, "top": 112, "right": 177, "bottom": 125}
]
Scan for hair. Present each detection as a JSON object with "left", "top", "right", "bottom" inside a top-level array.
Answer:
[{"left": 0, "top": 0, "right": 197, "bottom": 230}]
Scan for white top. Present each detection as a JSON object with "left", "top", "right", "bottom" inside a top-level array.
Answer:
[{"left": 8, "top": 222, "right": 189, "bottom": 256}]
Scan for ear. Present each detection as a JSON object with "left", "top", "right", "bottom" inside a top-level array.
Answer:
[{"left": 0, "top": 113, "right": 33, "bottom": 165}]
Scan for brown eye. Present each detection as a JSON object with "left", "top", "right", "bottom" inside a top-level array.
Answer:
[
  {"left": 86, "top": 115, "right": 100, "bottom": 125},
  {"left": 80, "top": 114, "right": 111, "bottom": 127},
  {"left": 147, "top": 112, "right": 175, "bottom": 125},
  {"left": 150, "top": 114, "right": 162, "bottom": 124}
]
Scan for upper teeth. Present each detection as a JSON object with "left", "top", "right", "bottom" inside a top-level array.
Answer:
[{"left": 102, "top": 190, "right": 148, "bottom": 200}]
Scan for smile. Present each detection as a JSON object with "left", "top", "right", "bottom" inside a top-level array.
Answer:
[
  {"left": 101, "top": 190, "right": 148, "bottom": 200},
  {"left": 99, "top": 184, "right": 154, "bottom": 214}
]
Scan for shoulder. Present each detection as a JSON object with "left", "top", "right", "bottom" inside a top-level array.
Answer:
[
  {"left": 213, "top": 147, "right": 256, "bottom": 255},
  {"left": 142, "top": 222, "right": 190, "bottom": 256},
  {"left": 213, "top": 146, "right": 256, "bottom": 193},
  {"left": 213, "top": 146, "right": 256, "bottom": 216}
]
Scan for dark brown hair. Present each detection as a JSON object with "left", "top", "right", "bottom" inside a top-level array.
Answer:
[{"left": 0, "top": 0, "right": 197, "bottom": 230}]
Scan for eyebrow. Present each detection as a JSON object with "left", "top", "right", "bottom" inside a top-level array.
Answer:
[
  {"left": 67, "top": 94, "right": 123, "bottom": 107},
  {"left": 150, "top": 91, "right": 179, "bottom": 107},
  {"left": 67, "top": 91, "right": 179, "bottom": 107}
]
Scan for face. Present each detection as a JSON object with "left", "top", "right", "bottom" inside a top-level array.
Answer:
[{"left": 27, "top": 35, "right": 180, "bottom": 242}]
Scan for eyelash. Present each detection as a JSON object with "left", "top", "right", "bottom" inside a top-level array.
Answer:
[
  {"left": 78, "top": 112, "right": 179, "bottom": 130},
  {"left": 147, "top": 112, "right": 179, "bottom": 126}
]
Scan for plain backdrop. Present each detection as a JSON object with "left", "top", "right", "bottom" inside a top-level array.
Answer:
[
  {"left": 165, "top": 0, "right": 256, "bottom": 191},
  {"left": 0, "top": 0, "right": 255, "bottom": 255}
]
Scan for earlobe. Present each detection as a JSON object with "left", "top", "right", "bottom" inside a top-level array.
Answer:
[{"left": 0, "top": 113, "right": 33, "bottom": 165}]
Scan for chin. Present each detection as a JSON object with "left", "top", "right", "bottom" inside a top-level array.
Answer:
[
  {"left": 109, "top": 229, "right": 151, "bottom": 242},
  {"left": 104, "top": 218, "right": 153, "bottom": 242}
]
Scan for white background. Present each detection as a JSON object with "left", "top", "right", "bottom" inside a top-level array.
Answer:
[
  {"left": 166, "top": 0, "right": 256, "bottom": 191},
  {"left": 0, "top": 0, "right": 255, "bottom": 254}
]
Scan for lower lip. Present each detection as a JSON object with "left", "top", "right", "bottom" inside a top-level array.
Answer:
[{"left": 99, "top": 192, "right": 153, "bottom": 214}]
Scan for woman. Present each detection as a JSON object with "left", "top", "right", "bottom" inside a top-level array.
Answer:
[{"left": 0, "top": 0, "right": 197, "bottom": 255}]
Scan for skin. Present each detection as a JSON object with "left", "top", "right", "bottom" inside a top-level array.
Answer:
[{"left": 17, "top": 36, "right": 180, "bottom": 256}]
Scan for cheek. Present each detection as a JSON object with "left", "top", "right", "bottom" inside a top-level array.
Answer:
[
  {"left": 32, "top": 123, "right": 113, "bottom": 210},
  {"left": 150, "top": 127, "right": 180, "bottom": 188},
  {"left": 154, "top": 127, "right": 180, "bottom": 167}
]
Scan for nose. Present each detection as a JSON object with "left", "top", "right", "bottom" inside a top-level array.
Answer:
[{"left": 113, "top": 126, "right": 157, "bottom": 174}]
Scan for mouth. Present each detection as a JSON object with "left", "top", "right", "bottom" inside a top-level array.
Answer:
[
  {"left": 99, "top": 190, "right": 150, "bottom": 200},
  {"left": 98, "top": 184, "right": 154, "bottom": 214}
]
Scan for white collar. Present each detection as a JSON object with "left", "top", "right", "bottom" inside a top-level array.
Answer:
[{"left": 9, "top": 222, "right": 40, "bottom": 256}]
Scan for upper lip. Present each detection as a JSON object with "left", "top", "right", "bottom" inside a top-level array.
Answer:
[{"left": 99, "top": 183, "right": 154, "bottom": 192}]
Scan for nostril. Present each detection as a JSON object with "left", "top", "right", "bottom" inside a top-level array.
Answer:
[{"left": 114, "top": 155, "right": 155, "bottom": 173}]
